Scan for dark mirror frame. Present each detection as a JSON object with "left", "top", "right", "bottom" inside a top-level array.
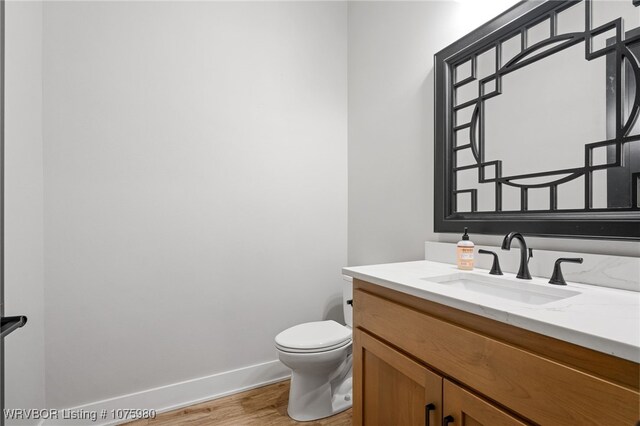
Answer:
[{"left": 434, "top": 0, "right": 640, "bottom": 240}]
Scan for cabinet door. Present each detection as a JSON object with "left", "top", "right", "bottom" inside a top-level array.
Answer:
[
  {"left": 442, "top": 380, "right": 528, "bottom": 426},
  {"left": 353, "top": 328, "right": 442, "bottom": 426}
]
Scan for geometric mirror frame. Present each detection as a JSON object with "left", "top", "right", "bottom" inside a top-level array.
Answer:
[{"left": 434, "top": 0, "right": 640, "bottom": 240}]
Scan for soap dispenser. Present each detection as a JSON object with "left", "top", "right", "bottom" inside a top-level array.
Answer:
[{"left": 457, "top": 227, "right": 474, "bottom": 270}]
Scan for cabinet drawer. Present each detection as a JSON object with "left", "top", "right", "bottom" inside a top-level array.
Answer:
[{"left": 354, "top": 288, "right": 640, "bottom": 425}]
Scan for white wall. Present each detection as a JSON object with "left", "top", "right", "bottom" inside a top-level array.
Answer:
[
  {"left": 42, "top": 1, "right": 347, "bottom": 409},
  {"left": 4, "top": 0, "right": 46, "bottom": 423},
  {"left": 347, "top": 0, "right": 640, "bottom": 266},
  {"left": 348, "top": 0, "right": 473, "bottom": 265}
]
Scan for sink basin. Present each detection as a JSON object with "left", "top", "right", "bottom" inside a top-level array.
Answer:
[{"left": 422, "top": 272, "right": 580, "bottom": 305}]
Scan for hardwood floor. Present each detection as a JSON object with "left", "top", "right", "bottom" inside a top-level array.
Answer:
[{"left": 123, "top": 380, "right": 352, "bottom": 426}]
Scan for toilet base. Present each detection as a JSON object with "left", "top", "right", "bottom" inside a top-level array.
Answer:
[{"left": 286, "top": 353, "right": 353, "bottom": 422}]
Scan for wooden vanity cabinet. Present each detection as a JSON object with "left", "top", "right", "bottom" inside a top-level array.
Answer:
[
  {"left": 352, "top": 279, "right": 640, "bottom": 426},
  {"left": 354, "top": 329, "right": 442, "bottom": 426},
  {"left": 354, "top": 328, "right": 525, "bottom": 426}
]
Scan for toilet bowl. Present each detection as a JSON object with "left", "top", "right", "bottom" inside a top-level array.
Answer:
[{"left": 275, "top": 276, "right": 353, "bottom": 421}]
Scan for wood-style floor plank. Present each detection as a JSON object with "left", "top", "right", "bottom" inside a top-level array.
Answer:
[{"left": 122, "top": 380, "right": 352, "bottom": 426}]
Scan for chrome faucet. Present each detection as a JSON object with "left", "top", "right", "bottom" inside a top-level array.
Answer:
[{"left": 501, "top": 232, "right": 533, "bottom": 280}]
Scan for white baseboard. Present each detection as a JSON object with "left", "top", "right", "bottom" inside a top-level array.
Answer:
[{"left": 39, "top": 360, "right": 291, "bottom": 426}]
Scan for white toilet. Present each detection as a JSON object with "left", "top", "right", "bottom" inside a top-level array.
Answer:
[{"left": 275, "top": 276, "right": 353, "bottom": 421}]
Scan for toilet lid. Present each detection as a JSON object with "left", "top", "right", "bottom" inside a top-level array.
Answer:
[{"left": 275, "top": 320, "right": 352, "bottom": 351}]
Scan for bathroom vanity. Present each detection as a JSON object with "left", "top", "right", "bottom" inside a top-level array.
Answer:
[{"left": 343, "top": 261, "right": 640, "bottom": 426}]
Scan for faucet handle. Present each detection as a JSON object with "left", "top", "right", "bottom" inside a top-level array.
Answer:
[
  {"left": 478, "top": 249, "right": 503, "bottom": 275},
  {"left": 549, "top": 257, "right": 583, "bottom": 286}
]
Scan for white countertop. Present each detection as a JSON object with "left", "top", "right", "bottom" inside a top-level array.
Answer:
[{"left": 343, "top": 260, "right": 640, "bottom": 363}]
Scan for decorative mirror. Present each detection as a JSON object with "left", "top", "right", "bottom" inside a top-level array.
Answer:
[{"left": 434, "top": 0, "right": 640, "bottom": 240}]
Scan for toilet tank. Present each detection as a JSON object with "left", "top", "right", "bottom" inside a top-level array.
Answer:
[{"left": 343, "top": 275, "right": 353, "bottom": 328}]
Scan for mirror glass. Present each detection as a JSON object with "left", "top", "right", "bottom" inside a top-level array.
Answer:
[{"left": 451, "top": 0, "right": 640, "bottom": 214}]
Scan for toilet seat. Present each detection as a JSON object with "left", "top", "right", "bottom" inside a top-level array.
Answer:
[
  {"left": 275, "top": 320, "right": 351, "bottom": 353},
  {"left": 276, "top": 338, "right": 351, "bottom": 354}
]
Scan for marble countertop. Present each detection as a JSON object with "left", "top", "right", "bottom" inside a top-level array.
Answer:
[{"left": 343, "top": 260, "right": 640, "bottom": 363}]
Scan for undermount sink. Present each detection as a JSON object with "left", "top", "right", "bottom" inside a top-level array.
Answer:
[{"left": 422, "top": 272, "right": 580, "bottom": 305}]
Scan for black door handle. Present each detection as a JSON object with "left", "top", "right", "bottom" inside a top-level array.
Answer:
[
  {"left": 1, "top": 316, "right": 28, "bottom": 339},
  {"left": 425, "top": 403, "right": 435, "bottom": 426},
  {"left": 443, "top": 415, "right": 454, "bottom": 425},
  {"left": 346, "top": 299, "right": 353, "bottom": 306},
  {"left": 424, "top": 404, "right": 436, "bottom": 426}
]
